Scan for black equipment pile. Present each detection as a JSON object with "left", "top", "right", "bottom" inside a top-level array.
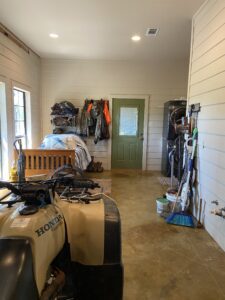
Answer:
[
  {"left": 77, "top": 99, "right": 111, "bottom": 144},
  {"left": 51, "top": 101, "right": 79, "bottom": 131}
]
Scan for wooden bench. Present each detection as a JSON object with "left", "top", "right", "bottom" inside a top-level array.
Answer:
[{"left": 14, "top": 149, "right": 76, "bottom": 177}]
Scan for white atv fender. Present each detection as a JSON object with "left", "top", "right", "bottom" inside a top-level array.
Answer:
[{"left": 0, "top": 192, "right": 123, "bottom": 300}]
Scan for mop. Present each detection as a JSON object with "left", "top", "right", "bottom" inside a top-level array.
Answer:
[{"left": 166, "top": 128, "right": 198, "bottom": 227}]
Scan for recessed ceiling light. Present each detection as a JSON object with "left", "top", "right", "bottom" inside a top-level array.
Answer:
[
  {"left": 49, "top": 33, "right": 59, "bottom": 39},
  {"left": 131, "top": 35, "right": 141, "bottom": 42}
]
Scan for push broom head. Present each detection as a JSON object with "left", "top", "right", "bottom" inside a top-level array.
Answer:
[{"left": 166, "top": 211, "right": 195, "bottom": 228}]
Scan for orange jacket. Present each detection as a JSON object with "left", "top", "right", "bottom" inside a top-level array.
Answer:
[
  {"left": 103, "top": 101, "right": 111, "bottom": 125},
  {"left": 87, "top": 103, "right": 93, "bottom": 113}
]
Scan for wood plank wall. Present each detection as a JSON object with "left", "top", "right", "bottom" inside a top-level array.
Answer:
[
  {"left": 64, "top": 95, "right": 185, "bottom": 171},
  {"left": 59, "top": 98, "right": 109, "bottom": 169},
  {"left": 188, "top": 0, "right": 225, "bottom": 250},
  {"left": 0, "top": 34, "right": 41, "bottom": 147},
  {"left": 0, "top": 32, "right": 41, "bottom": 176},
  {"left": 41, "top": 59, "right": 188, "bottom": 170}
]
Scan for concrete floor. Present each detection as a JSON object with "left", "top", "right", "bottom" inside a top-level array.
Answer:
[{"left": 91, "top": 169, "right": 225, "bottom": 300}]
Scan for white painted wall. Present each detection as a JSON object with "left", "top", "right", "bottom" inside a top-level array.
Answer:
[
  {"left": 188, "top": 0, "right": 225, "bottom": 250},
  {"left": 41, "top": 58, "right": 188, "bottom": 170},
  {"left": 0, "top": 33, "right": 41, "bottom": 177}
]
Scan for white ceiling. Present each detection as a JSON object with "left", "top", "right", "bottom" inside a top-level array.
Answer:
[{"left": 0, "top": 0, "right": 205, "bottom": 61}]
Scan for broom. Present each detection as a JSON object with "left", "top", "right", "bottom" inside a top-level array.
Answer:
[{"left": 166, "top": 129, "right": 198, "bottom": 227}]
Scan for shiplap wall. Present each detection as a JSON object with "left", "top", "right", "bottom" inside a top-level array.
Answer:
[
  {"left": 55, "top": 98, "right": 109, "bottom": 168},
  {"left": 0, "top": 32, "right": 41, "bottom": 176},
  {"left": 41, "top": 59, "right": 188, "bottom": 170},
  {"left": 188, "top": 0, "right": 225, "bottom": 250}
]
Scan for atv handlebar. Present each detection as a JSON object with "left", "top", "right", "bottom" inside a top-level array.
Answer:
[
  {"left": 0, "top": 176, "right": 100, "bottom": 203},
  {"left": 0, "top": 181, "right": 21, "bottom": 195},
  {"left": 58, "top": 176, "right": 100, "bottom": 190}
]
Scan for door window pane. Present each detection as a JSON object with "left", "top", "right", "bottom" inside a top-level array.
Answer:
[{"left": 119, "top": 107, "right": 138, "bottom": 136}]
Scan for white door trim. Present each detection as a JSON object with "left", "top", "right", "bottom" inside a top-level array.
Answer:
[
  {"left": 0, "top": 77, "right": 9, "bottom": 179},
  {"left": 109, "top": 94, "right": 150, "bottom": 170}
]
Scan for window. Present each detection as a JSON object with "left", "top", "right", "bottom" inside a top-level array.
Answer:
[
  {"left": 0, "top": 112, "right": 3, "bottom": 180},
  {"left": 0, "top": 81, "right": 8, "bottom": 179},
  {"left": 0, "top": 100, "right": 2, "bottom": 179},
  {"left": 13, "top": 89, "right": 27, "bottom": 147},
  {"left": 119, "top": 107, "right": 138, "bottom": 136}
]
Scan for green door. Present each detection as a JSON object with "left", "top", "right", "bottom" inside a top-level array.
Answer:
[{"left": 112, "top": 98, "right": 145, "bottom": 169}]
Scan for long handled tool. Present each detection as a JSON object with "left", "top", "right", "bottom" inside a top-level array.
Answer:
[
  {"left": 166, "top": 128, "right": 198, "bottom": 227},
  {"left": 14, "top": 138, "right": 26, "bottom": 182}
]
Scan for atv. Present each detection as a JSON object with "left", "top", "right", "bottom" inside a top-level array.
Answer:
[{"left": 0, "top": 172, "right": 123, "bottom": 300}]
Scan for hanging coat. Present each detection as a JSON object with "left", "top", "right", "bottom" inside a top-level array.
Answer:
[{"left": 103, "top": 100, "right": 111, "bottom": 125}]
